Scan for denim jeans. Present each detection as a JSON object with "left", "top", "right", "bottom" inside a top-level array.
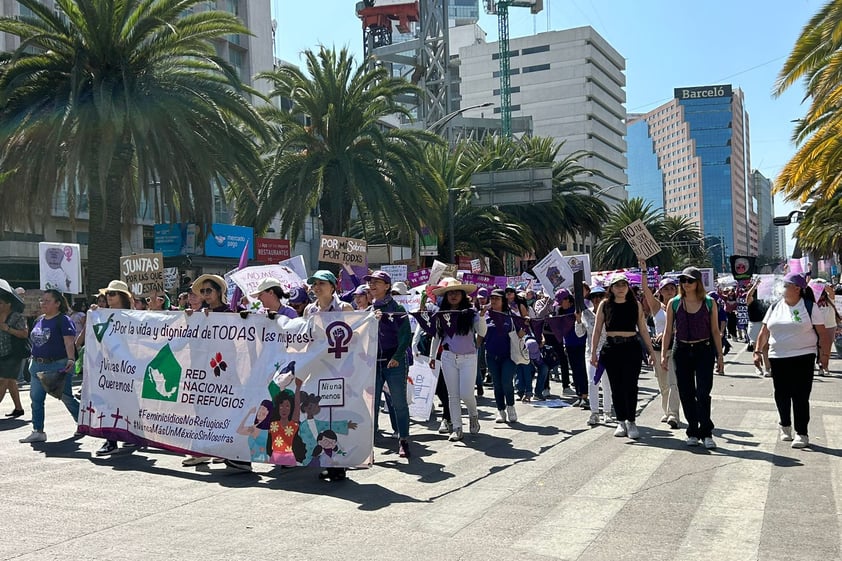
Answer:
[
  {"left": 533, "top": 361, "right": 549, "bottom": 397},
  {"left": 673, "top": 340, "right": 715, "bottom": 438},
  {"left": 567, "top": 344, "right": 588, "bottom": 396},
  {"left": 374, "top": 358, "right": 410, "bottom": 439},
  {"left": 475, "top": 341, "right": 487, "bottom": 387},
  {"left": 515, "top": 363, "right": 533, "bottom": 397},
  {"left": 29, "top": 360, "right": 80, "bottom": 432},
  {"left": 486, "top": 352, "right": 516, "bottom": 410}
]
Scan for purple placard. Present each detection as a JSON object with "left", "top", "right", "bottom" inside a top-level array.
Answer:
[
  {"left": 408, "top": 268, "right": 431, "bottom": 287},
  {"left": 462, "top": 273, "right": 507, "bottom": 294}
]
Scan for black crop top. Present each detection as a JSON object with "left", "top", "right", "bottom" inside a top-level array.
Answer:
[{"left": 604, "top": 299, "right": 639, "bottom": 332}]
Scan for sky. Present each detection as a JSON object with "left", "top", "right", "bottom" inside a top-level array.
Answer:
[{"left": 272, "top": 0, "right": 824, "bottom": 253}]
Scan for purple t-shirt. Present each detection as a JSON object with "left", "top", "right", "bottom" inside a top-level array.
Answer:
[{"left": 30, "top": 314, "right": 76, "bottom": 359}]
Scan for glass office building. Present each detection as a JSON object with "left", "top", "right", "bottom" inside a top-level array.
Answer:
[
  {"left": 450, "top": 0, "right": 480, "bottom": 25},
  {"left": 626, "top": 84, "right": 758, "bottom": 271}
]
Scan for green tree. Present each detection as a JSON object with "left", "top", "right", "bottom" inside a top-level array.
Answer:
[
  {"left": 660, "top": 215, "right": 707, "bottom": 270},
  {"left": 0, "top": 0, "right": 266, "bottom": 292},
  {"left": 774, "top": 0, "right": 842, "bottom": 203},
  {"left": 793, "top": 192, "right": 842, "bottom": 257},
  {"left": 592, "top": 198, "right": 667, "bottom": 270},
  {"left": 235, "top": 46, "right": 442, "bottom": 240}
]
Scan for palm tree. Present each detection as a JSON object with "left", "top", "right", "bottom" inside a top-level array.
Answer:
[
  {"left": 234, "top": 46, "right": 442, "bottom": 241},
  {"left": 793, "top": 192, "right": 842, "bottom": 257},
  {"left": 592, "top": 198, "right": 667, "bottom": 270},
  {"left": 660, "top": 215, "right": 707, "bottom": 270},
  {"left": 774, "top": 0, "right": 842, "bottom": 203},
  {"left": 0, "top": 0, "right": 267, "bottom": 292}
]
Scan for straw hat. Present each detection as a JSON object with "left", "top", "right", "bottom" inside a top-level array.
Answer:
[
  {"left": 432, "top": 277, "right": 478, "bottom": 297},
  {"left": 98, "top": 280, "right": 133, "bottom": 301},
  {"left": 192, "top": 274, "right": 228, "bottom": 304}
]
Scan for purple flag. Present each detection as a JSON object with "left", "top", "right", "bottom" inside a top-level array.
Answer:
[
  {"left": 434, "top": 309, "right": 476, "bottom": 338},
  {"left": 409, "top": 310, "right": 437, "bottom": 336},
  {"left": 593, "top": 361, "right": 605, "bottom": 384},
  {"left": 229, "top": 241, "right": 250, "bottom": 311},
  {"left": 545, "top": 315, "right": 575, "bottom": 341}
]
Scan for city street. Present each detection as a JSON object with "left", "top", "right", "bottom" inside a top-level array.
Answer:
[{"left": 2, "top": 343, "right": 841, "bottom": 561}]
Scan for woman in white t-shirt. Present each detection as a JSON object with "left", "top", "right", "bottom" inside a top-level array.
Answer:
[
  {"left": 754, "top": 272, "right": 831, "bottom": 449},
  {"left": 808, "top": 279, "right": 839, "bottom": 377}
]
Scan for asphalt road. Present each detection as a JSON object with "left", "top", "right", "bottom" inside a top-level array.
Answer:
[{"left": 2, "top": 342, "right": 841, "bottom": 561}]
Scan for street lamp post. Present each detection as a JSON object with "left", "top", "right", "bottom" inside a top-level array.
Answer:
[{"left": 425, "top": 102, "right": 494, "bottom": 263}]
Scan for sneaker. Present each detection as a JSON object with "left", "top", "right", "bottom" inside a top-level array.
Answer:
[
  {"left": 626, "top": 421, "right": 640, "bottom": 439},
  {"left": 19, "top": 430, "right": 47, "bottom": 443},
  {"left": 5, "top": 409, "right": 24, "bottom": 418},
  {"left": 764, "top": 369, "right": 772, "bottom": 378},
  {"left": 791, "top": 434, "right": 809, "bottom": 449},
  {"left": 223, "top": 459, "right": 253, "bottom": 472},
  {"left": 318, "top": 468, "right": 348, "bottom": 481},
  {"left": 506, "top": 405, "right": 518, "bottom": 423},
  {"left": 469, "top": 415, "right": 480, "bottom": 434},
  {"left": 95, "top": 441, "right": 118, "bottom": 456},
  {"left": 542, "top": 389, "right": 550, "bottom": 398},
  {"left": 495, "top": 409, "right": 507, "bottom": 423},
  {"left": 448, "top": 429, "right": 463, "bottom": 442},
  {"left": 779, "top": 425, "right": 793, "bottom": 442},
  {"left": 580, "top": 399, "right": 590, "bottom": 409},
  {"left": 613, "top": 422, "right": 627, "bottom": 437},
  {"left": 438, "top": 419, "right": 452, "bottom": 434},
  {"left": 667, "top": 416, "right": 679, "bottom": 429},
  {"left": 211, "top": 457, "right": 226, "bottom": 463},
  {"left": 587, "top": 412, "right": 600, "bottom": 426},
  {"left": 563, "top": 386, "right": 576, "bottom": 396},
  {"left": 755, "top": 367, "right": 764, "bottom": 376},
  {"left": 390, "top": 430, "right": 400, "bottom": 439},
  {"left": 686, "top": 436, "right": 700, "bottom": 446},
  {"left": 571, "top": 398, "right": 582, "bottom": 407},
  {"left": 660, "top": 414, "right": 669, "bottom": 423},
  {"left": 532, "top": 393, "right": 546, "bottom": 401},
  {"left": 182, "top": 455, "right": 212, "bottom": 466},
  {"left": 819, "top": 368, "right": 829, "bottom": 377},
  {"left": 703, "top": 437, "right": 717, "bottom": 449},
  {"left": 122, "top": 442, "right": 145, "bottom": 452},
  {"left": 398, "top": 439, "right": 410, "bottom": 458}
]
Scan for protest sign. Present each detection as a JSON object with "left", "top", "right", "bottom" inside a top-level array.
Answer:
[
  {"left": 407, "top": 268, "right": 430, "bottom": 287},
  {"left": 462, "top": 273, "right": 507, "bottom": 293},
  {"left": 120, "top": 253, "right": 165, "bottom": 297},
  {"left": 228, "top": 265, "right": 304, "bottom": 312},
  {"left": 620, "top": 219, "right": 662, "bottom": 260},
  {"left": 163, "top": 268, "right": 179, "bottom": 292},
  {"left": 39, "top": 242, "right": 82, "bottom": 294},
  {"left": 78, "top": 310, "right": 378, "bottom": 468},
  {"left": 429, "top": 260, "right": 456, "bottom": 286},
  {"left": 381, "top": 264, "right": 408, "bottom": 283},
  {"left": 279, "top": 255, "right": 308, "bottom": 282},
  {"left": 319, "top": 235, "right": 366, "bottom": 266},
  {"left": 532, "top": 249, "right": 574, "bottom": 293},
  {"left": 408, "top": 357, "right": 438, "bottom": 421}
]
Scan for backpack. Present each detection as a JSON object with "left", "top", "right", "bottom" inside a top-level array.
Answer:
[
  {"left": 670, "top": 296, "right": 714, "bottom": 315},
  {"left": 769, "top": 298, "right": 819, "bottom": 338}
]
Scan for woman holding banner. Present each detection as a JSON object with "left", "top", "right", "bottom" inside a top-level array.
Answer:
[{"left": 429, "top": 278, "right": 486, "bottom": 441}]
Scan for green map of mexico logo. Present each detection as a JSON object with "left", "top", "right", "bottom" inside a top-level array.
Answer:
[{"left": 142, "top": 344, "right": 182, "bottom": 402}]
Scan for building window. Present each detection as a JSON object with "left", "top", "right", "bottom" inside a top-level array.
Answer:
[
  {"left": 143, "top": 226, "right": 155, "bottom": 250},
  {"left": 521, "top": 45, "right": 550, "bottom": 56},
  {"left": 492, "top": 50, "right": 519, "bottom": 60},
  {"left": 493, "top": 86, "right": 520, "bottom": 96},
  {"left": 522, "top": 63, "right": 550, "bottom": 74},
  {"left": 493, "top": 104, "right": 520, "bottom": 114},
  {"left": 493, "top": 68, "right": 520, "bottom": 78}
]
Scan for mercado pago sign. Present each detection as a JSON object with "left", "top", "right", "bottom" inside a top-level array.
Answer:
[{"left": 674, "top": 84, "right": 732, "bottom": 100}]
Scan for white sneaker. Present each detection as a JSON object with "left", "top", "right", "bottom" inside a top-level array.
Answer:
[
  {"left": 703, "top": 437, "right": 717, "bottom": 449},
  {"left": 626, "top": 421, "right": 640, "bottom": 439},
  {"left": 182, "top": 456, "right": 212, "bottom": 466},
  {"left": 19, "top": 430, "right": 47, "bottom": 443},
  {"left": 587, "top": 412, "right": 600, "bottom": 426},
  {"left": 469, "top": 415, "right": 480, "bottom": 434},
  {"left": 506, "top": 405, "right": 518, "bottom": 423},
  {"left": 686, "top": 436, "right": 700, "bottom": 446},
  {"left": 764, "top": 369, "right": 772, "bottom": 378},
  {"left": 779, "top": 425, "right": 793, "bottom": 442},
  {"left": 791, "top": 434, "right": 809, "bottom": 449},
  {"left": 613, "top": 422, "right": 627, "bottom": 437},
  {"left": 755, "top": 367, "right": 764, "bottom": 376},
  {"left": 448, "top": 429, "right": 463, "bottom": 442},
  {"left": 438, "top": 419, "right": 452, "bottom": 434},
  {"left": 660, "top": 414, "right": 669, "bottom": 423},
  {"left": 495, "top": 409, "right": 507, "bottom": 423}
]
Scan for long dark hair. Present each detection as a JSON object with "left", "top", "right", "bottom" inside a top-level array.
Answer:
[
  {"left": 267, "top": 390, "right": 306, "bottom": 463},
  {"left": 437, "top": 290, "right": 474, "bottom": 336},
  {"left": 603, "top": 285, "right": 638, "bottom": 327}
]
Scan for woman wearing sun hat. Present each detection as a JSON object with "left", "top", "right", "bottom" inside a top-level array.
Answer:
[
  {"left": 429, "top": 278, "right": 487, "bottom": 441},
  {"left": 192, "top": 274, "right": 228, "bottom": 312},
  {"left": 250, "top": 277, "right": 298, "bottom": 319},
  {"left": 639, "top": 264, "right": 681, "bottom": 430}
]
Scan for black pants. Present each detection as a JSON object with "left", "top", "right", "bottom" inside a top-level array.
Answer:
[
  {"left": 435, "top": 369, "right": 451, "bottom": 422},
  {"left": 673, "top": 340, "right": 715, "bottom": 438},
  {"left": 769, "top": 354, "right": 815, "bottom": 436},
  {"left": 600, "top": 340, "right": 641, "bottom": 422}
]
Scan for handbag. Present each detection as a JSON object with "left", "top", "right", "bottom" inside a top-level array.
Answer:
[
  {"left": 509, "top": 324, "right": 530, "bottom": 365},
  {"left": 36, "top": 369, "right": 68, "bottom": 399}
]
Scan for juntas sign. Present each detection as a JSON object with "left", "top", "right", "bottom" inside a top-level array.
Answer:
[
  {"left": 319, "top": 235, "right": 367, "bottom": 266},
  {"left": 120, "top": 253, "right": 165, "bottom": 297},
  {"left": 78, "top": 310, "right": 378, "bottom": 468}
]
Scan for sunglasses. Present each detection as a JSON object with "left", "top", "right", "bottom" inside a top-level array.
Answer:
[
  {"left": 679, "top": 278, "right": 697, "bottom": 284},
  {"left": 106, "top": 291, "right": 120, "bottom": 297},
  {"left": 145, "top": 296, "right": 164, "bottom": 303},
  {"left": 199, "top": 288, "right": 216, "bottom": 295}
]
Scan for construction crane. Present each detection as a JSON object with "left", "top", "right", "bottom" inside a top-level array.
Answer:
[{"left": 485, "top": 1, "right": 543, "bottom": 137}]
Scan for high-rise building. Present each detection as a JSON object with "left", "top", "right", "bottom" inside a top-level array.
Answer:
[
  {"left": 627, "top": 84, "right": 756, "bottom": 271},
  {"left": 751, "top": 170, "right": 778, "bottom": 259},
  {"left": 0, "top": 0, "right": 275, "bottom": 288}
]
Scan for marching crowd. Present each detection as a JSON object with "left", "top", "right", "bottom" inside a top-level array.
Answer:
[{"left": 0, "top": 262, "right": 838, "bottom": 481}]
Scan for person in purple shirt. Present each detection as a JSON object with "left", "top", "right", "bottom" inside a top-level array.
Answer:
[
  {"left": 19, "top": 289, "right": 79, "bottom": 444},
  {"left": 484, "top": 288, "right": 524, "bottom": 424},
  {"left": 250, "top": 278, "right": 299, "bottom": 319}
]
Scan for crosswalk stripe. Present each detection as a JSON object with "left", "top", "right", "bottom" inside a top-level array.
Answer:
[{"left": 670, "top": 410, "right": 779, "bottom": 561}]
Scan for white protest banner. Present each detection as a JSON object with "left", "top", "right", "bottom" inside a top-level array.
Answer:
[
  {"left": 229, "top": 265, "right": 304, "bottom": 312},
  {"left": 381, "top": 264, "right": 407, "bottom": 282},
  {"left": 565, "top": 254, "right": 592, "bottom": 286},
  {"left": 700, "top": 268, "right": 715, "bottom": 292},
  {"left": 620, "top": 219, "right": 662, "bottom": 260},
  {"left": 39, "top": 242, "right": 82, "bottom": 294},
  {"left": 470, "top": 259, "right": 482, "bottom": 273},
  {"left": 279, "top": 255, "right": 308, "bottom": 282},
  {"left": 408, "top": 357, "right": 438, "bottom": 421},
  {"left": 78, "top": 310, "right": 378, "bottom": 468},
  {"left": 532, "top": 249, "right": 574, "bottom": 293},
  {"left": 756, "top": 274, "right": 779, "bottom": 301},
  {"left": 319, "top": 235, "right": 367, "bottom": 266},
  {"left": 429, "top": 259, "right": 457, "bottom": 286},
  {"left": 163, "top": 268, "right": 179, "bottom": 292},
  {"left": 120, "top": 253, "right": 165, "bottom": 297}
]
